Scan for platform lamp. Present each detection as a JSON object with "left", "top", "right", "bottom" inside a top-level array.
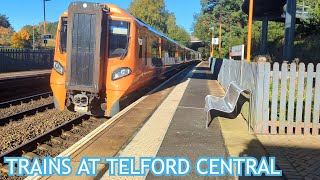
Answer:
[
  {"left": 213, "top": 1, "right": 223, "bottom": 58},
  {"left": 246, "top": 0, "right": 254, "bottom": 62},
  {"left": 209, "top": 27, "right": 215, "bottom": 58}
]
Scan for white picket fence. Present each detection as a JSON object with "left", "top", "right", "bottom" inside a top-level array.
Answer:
[{"left": 210, "top": 58, "right": 320, "bottom": 135}]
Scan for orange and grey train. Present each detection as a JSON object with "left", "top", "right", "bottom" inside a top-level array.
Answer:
[{"left": 51, "top": 2, "right": 200, "bottom": 117}]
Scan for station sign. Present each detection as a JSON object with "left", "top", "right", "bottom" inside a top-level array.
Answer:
[
  {"left": 229, "top": 44, "right": 245, "bottom": 60},
  {"left": 44, "top": 34, "right": 54, "bottom": 39},
  {"left": 212, "top": 38, "right": 219, "bottom": 45}
]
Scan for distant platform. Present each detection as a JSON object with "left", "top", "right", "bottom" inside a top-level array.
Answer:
[{"left": 0, "top": 69, "right": 51, "bottom": 81}]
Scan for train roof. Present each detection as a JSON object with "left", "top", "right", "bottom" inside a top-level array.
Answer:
[{"left": 107, "top": 4, "right": 198, "bottom": 53}]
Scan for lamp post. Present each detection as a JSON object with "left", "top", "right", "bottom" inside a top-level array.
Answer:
[
  {"left": 218, "top": 3, "right": 223, "bottom": 58},
  {"left": 246, "top": 0, "right": 254, "bottom": 62},
  {"left": 43, "top": 0, "right": 51, "bottom": 47},
  {"left": 209, "top": 27, "right": 215, "bottom": 58}
]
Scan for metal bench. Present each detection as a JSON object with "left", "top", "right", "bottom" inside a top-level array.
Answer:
[{"left": 205, "top": 81, "right": 250, "bottom": 128}]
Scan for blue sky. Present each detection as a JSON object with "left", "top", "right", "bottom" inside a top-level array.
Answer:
[{"left": 0, "top": 0, "right": 201, "bottom": 33}]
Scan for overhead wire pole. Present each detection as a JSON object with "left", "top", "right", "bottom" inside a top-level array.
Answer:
[
  {"left": 43, "top": 0, "right": 51, "bottom": 48},
  {"left": 246, "top": 0, "right": 254, "bottom": 62},
  {"left": 43, "top": 0, "right": 46, "bottom": 35}
]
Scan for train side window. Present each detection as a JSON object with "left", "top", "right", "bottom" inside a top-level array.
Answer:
[
  {"left": 139, "top": 37, "right": 142, "bottom": 59},
  {"left": 145, "top": 37, "right": 147, "bottom": 65},
  {"left": 108, "top": 20, "right": 130, "bottom": 58},
  {"left": 59, "top": 17, "right": 68, "bottom": 53},
  {"left": 151, "top": 37, "right": 159, "bottom": 60}
]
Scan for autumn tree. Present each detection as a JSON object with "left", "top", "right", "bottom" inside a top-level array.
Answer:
[
  {"left": 11, "top": 29, "right": 30, "bottom": 48},
  {"left": 0, "top": 27, "right": 14, "bottom": 46},
  {"left": 22, "top": 25, "right": 42, "bottom": 47},
  {"left": 128, "top": 0, "right": 168, "bottom": 33}
]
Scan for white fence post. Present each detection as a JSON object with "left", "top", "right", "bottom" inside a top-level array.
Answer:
[
  {"left": 271, "top": 63, "right": 280, "bottom": 134},
  {"left": 254, "top": 63, "right": 265, "bottom": 134},
  {"left": 295, "top": 63, "right": 305, "bottom": 135},
  {"left": 262, "top": 63, "right": 271, "bottom": 134},
  {"left": 279, "top": 63, "right": 288, "bottom": 134},
  {"left": 287, "top": 63, "right": 297, "bottom": 135},
  {"left": 312, "top": 64, "right": 320, "bottom": 136},
  {"left": 304, "top": 64, "right": 314, "bottom": 135}
]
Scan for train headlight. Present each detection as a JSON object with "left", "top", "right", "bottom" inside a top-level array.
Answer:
[
  {"left": 112, "top": 67, "right": 131, "bottom": 80},
  {"left": 53, "top": 61, "right": 64, "bottom": 75}
]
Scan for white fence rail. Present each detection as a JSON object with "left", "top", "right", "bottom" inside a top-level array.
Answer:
[{"left": 210, "top": 58, "right": 320, "bottom": 135}]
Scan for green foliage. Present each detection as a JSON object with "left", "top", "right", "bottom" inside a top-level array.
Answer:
[
  {"left": 21, "top": 25, "right": 42, "bottom": 47},
  {"left": 0, "top": 14, "right": 11, "bottom": 28},
  {"left": 193, "top": 0, "right": 320, "bottom": 61},
  {"left": 193, "top": 0, "right": 248, "bottom": 58},
  {"left": 166, "top": 13, "right": 190, "bottom": 46},
  {"left": 128, "top": 0, "right": 168, "bottom": 33},
  {"left": 128, "top": 0, "right": 190, "bottom": 46}
]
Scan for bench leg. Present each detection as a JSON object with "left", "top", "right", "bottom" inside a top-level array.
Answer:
[{"left": 206, "top": 111, "right": 210, "bottom": 128}]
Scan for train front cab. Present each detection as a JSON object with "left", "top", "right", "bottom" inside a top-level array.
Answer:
[{"left": 51, "top": 2, "right": 139, "bottom": 117}]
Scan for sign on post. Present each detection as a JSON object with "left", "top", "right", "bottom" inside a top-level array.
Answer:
[
  {"left": 212, "top": 38, "right": 219, "bottom": 45},
  {"left": 43, "top": 34, "right": 54, "bottom": 39},
  {"left": 229, "top": 44, "right": 245, "bottom": 60},
  {"left": 43, "top": 39, "right": 48, "bottom": 44}
]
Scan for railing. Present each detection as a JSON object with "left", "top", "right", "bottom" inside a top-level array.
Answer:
[
  {"left": 211, "top": 58, "right": 320, "bottom": 135},
  {"left": 0, "top": 49, "right": 54, "bottom": 73}
]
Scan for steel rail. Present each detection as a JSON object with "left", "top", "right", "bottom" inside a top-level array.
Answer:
[
  {"left": 0, "top": 115, "right": 89, "bottom": 163},
  {"left": 0, "top": 103, "right": 54, "bottom": 126},
  {"left": 0, "top": 92, "right": 53, "bottom": 108}
]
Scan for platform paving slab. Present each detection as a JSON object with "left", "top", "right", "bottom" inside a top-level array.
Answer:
[
  {"left": 258, "top": 135, "right": 320, "bottom": 179},
  {"left": 145, "top": 62, "right": 231, "bottom": 180},
  {"left": 0, "top": 69, "right": 51, "bottom": 80}
]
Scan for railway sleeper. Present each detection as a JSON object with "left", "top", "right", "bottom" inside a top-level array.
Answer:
[
  {"left": 62, "top": 131, "right": 82, "bottom": 139},
  {"left": 51, "top": 137, "right": 65, "bottom": 144},
  {"left": 0, "top": 165, "right": 9, "bottom": 173},
  {"left": 22, "top": 152, "right": 38, "bottom": 160},
  {"left": 73, "top": 125, "right": 90, "bottom": 132},
  {"left": 37, "top": 144, "right": 53, "bottom": 151}
]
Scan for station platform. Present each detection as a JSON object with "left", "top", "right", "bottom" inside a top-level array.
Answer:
[
  {"left": 0, "top": 69, "right": 51, "bottom": 81},
  {"left": 34, "top": 62, "right": 274, "bottom": 180}
]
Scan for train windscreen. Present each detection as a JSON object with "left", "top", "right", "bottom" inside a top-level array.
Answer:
[
  {"left": 108, "top": 20, "right": 130, "bottom": 58},
  {"left": 59, "top": 17, "right": 68, "bottom": 53}
]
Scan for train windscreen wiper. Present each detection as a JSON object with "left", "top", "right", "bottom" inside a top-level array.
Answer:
[{"left": 120, "top": 36, "right": 130, "bottom": 60}]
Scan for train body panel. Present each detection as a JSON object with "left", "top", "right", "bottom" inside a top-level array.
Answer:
[{"left": 50, "top": 2, "right": 200, "bottom": 117}]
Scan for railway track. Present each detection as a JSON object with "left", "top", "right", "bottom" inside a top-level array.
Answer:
[
  {"left": 0, "top": 62, "right": 197, "bottom": 178},
  {"left": 0, "top": 115, "right": 104, "bottom": 170},
  {"left": 0, "top": 92, "right": 52, "bottom": 108},
  {"left": 0, "top": 92, "right": 54, "bottom": 126}
]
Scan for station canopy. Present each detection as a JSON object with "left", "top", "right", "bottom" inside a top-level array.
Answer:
[{"left": 242, "top": 0, "right": 286, "bottom": 20}]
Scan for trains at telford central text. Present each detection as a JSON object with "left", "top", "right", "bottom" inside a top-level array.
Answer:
[{"left": 50, "top": 2, "right": 200, "bottom": 117}]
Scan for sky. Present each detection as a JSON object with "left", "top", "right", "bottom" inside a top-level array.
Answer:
[{"left": 0, "top": 0, "right": 201, "bottom": 33}]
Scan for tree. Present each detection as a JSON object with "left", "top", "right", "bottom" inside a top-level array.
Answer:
[
  {"left": 0, "top": 27, "right": 14, "bottom": 46},
  {"left": 128, "top": 0, "right": 168, "bottom": 33},
  {"left": 22, "top": 25, "right": 42, "bottom": 47},
  {"left": 0, "top": 14, "right": 11, "bottom": 28},
  {"left": 166, "top": 14, "right": 190, "bottom": 46},
  {"left": 11, "top": 29, "right": 30, "bottom": 48}
]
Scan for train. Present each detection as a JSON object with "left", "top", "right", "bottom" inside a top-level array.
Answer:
[{"left": 50, "top": 2, "right": 201, "bottom": 117}]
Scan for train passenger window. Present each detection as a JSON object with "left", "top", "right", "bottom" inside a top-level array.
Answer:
[
  {"left": 59, "top": 17, "right": 68, "bottom": 53},
  {"left": 108, "top": 20, "right": 130, "bottom": 58}
]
